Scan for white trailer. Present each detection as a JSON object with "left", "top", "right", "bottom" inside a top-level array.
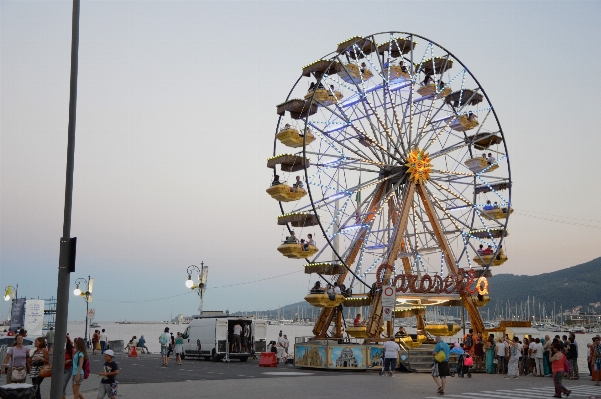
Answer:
[{"left": 181, "top": 317, "right": 267, "bottom": 361}]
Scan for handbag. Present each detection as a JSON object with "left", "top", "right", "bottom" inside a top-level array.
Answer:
[
  {"left": 493, "top": 358, "right": 499, "bottom": 364},
  {"left": 10, "top": 366, "right": 27, "bottom": 382},
  {"left": 38, "top": 364, "right": 52, "bottom": 378},
  {"left": 434, "top": 350, "right": 446, "bottom": 362}
]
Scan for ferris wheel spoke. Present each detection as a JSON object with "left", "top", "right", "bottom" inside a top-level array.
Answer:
[
  {"left": 309, "top": 123, "right": 382, "bottom": 165},
  {"left": 361, "top": 92, "right": 406, "bottom": 161}
]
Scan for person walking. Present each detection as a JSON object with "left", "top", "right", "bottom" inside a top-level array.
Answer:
[
  {"left": 62, "top": 336, "right": 75, "bottom": 399},
  {"left": 92, "top": 330, "right": 100, "bottom": 355},
  {"left": 432, "top": 336, "right": 450, "bottom": 395},
  {"left": 29, "top": 337, "right": 50, "bottom": 399},
  {"left": 45, "top": 327, "right": 55, "bottom": 354},
  {"left": 97, "top": 349, "right": 119, "bottom": 399},
  {"left": 485, "top": 334, "right": 496, "bottom": 374},
  {"left": 592, "top": 336, "right": 601, "bottom": 386},
  {"left": 382, "top": 337, "right": 400, "bottom": 377},
  {"left": 159, "top": 327, "right": 170, "bottom": 367},
  {"left": 505, "top": 336, "right": 520, "bottom": 379},
  {"left": 174, "top": 333, "right": 183, "bottom": 365},
  {"left": 496, "top": 336, "right": 507, "bottom": 374},
  {"left": 0, "top": 335, "right": 29, "bottom": 383},
  {"left": 72, "top": 337, "right": 88, "bottom": 399},
  {"left": 549, "top": 342, "right": 571, "bottom": 398},
  {"left": 566, "top": 337, "right": 579, "bottom": 380},
  {"left": 99, "top": 329, "right": 108, "bottom": 354}
]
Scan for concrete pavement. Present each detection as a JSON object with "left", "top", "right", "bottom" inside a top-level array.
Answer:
[{"left": 36, "top": 352, "right": 601, "bottom": 398}]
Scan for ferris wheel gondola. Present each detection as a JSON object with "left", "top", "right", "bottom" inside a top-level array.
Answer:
[{"left": 266, "top": 32, "right": 512, "bottom": 340}]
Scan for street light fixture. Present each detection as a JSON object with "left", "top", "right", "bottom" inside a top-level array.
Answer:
[
  {"left": 3, "top": 286, "right": 16, "bottom": 302},
  {"left": 73, "top": 276, "right": 93, "bottom": 342},
  {"left": 185, "top": 263, "right": 208, "bottom": 314}
]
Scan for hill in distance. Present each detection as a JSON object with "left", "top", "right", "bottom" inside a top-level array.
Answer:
[{"left": 240, "top": 257, "right": 601, "bottom": 319}]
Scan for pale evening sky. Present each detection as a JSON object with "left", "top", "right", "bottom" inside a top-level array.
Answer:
[{"left": 1, "top": 0, "right": 600, "bottom": 321}]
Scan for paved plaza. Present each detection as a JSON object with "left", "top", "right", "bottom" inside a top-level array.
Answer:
[{"left": 36, "top": 353, "right": 601, "bottom": 399}]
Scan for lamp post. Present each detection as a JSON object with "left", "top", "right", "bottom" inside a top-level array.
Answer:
[
  {"left": 73, "top": 276, "right": 93, "bottom": 343},
  {"left": 185, "top": 263, "right": 208, "bottom": 315}
]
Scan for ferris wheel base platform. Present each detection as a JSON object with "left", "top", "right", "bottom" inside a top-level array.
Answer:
[{"left": 294, "top": 338, "right": 452, "bottom": 372}]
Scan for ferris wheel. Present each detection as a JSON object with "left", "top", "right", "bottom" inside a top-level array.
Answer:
[{"left": 267, "top": 32, "right": 511, "bottom": 339}]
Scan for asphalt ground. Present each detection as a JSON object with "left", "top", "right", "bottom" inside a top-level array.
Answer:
[{"left": 34, "top": 352, "right": 601, "bottom": 399}]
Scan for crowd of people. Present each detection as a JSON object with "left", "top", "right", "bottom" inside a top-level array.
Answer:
[
  {"left": 447, "top": 329, "right": 601, "bottom": 398},
  {"left": 266, "top": 330, "right": 290, "bottom": 363},
  {"left": 0, "top": 329, "right": 119, "bottom": 399}
]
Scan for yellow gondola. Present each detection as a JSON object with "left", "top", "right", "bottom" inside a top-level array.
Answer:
[
  {"left": 304, "top": 89, "right": 343, "bottom": 106},
  {"left": 473, "top": 253, "right": 508, "bottom": 266},
  {"left": 266, "top": 184, "right": 306, "bottom": 202},
  {"left": 417, "top": 83, "right": 451, "bottom": 98},
  {"left": 398, "top": 334, "right": 427, "bottom": 349},
  {"left": 345, "top": 326, "right": 369, "bottom": 338},
  {"left": 481, "top": 207, "right": 513, "bottom": 220},
  {"left": 464, "top": 157, "right": 499, "bottom": 174},
  {"left": 425, "top": 324, "right": 461, "bottom": 337},
  {"left": 450, "top": 115, "right": 479, "bottom": 132},
  {"left": 275, "top": 128, "right": 315, "bottom": 148},
  {"left": 277, "top": 243, "right": 318, "bottom": 259},
  {"left": 383, "top": 66, "right": 410, "bottom": 83},
  {"left": 337, "top": 63, "right": 374, "bottom": 84},
  {"left": 474, "top": 295, "right": 491, "bottom": 307},
  {"left": 304, "top": 293, "right": 345, "bottom": 307}
]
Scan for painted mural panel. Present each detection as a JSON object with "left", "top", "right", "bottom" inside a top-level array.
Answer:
[
  {"left": 330, "top": 346, "right": 364, "bottom": 368},
  {"left": 368, "top": 346, "right": 384, "bottom": 368},
  {"left": 295, "top": 345, "right": 325, "bottom": 367}
]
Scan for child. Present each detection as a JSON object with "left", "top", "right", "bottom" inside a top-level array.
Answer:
[{"left": 97, "top": 349, "right": 119, "bottom": 399}]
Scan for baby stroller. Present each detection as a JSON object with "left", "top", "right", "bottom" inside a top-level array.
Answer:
[{"left": 451, "top": 352, "right": 473, "bottom": 378}]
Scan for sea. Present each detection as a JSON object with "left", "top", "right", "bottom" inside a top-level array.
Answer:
[{"left": 67, "top": 322, "right": 595, "bottom": 372}]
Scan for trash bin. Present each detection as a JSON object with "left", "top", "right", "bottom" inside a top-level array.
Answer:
[
  {"left": 108, "top": 340, "right": 124, "bottom": 353},
  {"left": 0, "top": 383, "right": 36, "bottom": 399}
]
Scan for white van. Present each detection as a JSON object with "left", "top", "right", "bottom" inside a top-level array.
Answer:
[{"left": 181, "top": 317, "right": 267, "bottom": 361}]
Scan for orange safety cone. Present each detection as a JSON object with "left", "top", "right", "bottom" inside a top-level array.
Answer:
[{"left": 128, "top": 346, "right": 138, "bottom": 357}]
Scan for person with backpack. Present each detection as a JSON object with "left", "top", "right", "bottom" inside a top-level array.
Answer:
[
  {"left": 73, "top": 337, "right": 89, "bottom": 399},
  {"left": 463, "top": 329, "right": 474, "bottom": 355},
  {"left": 159, "top": 327, "right": 170, "bottom": 367}
]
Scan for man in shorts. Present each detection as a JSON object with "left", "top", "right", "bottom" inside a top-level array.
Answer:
[
  {"left": 432, "top": 336, "right": 450, "bottom": 395},
  {"left": 232, "top": 322, "right": 242, "bottom": 353},
  {"left": 159, "top": 327, "right": 170, "bottom": 367},
  {"left": 97, "top": 349, "right": 119, "bottom": 399}
]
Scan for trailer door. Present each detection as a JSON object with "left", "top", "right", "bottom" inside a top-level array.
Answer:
[{"left": 216, "top": 319, "right": 228, "bottom": 354}]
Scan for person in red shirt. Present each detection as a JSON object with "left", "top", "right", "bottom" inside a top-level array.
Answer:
[
  {"left": 353, "top": 314, "right": 365, "bottom": 327},
  {"left": 483, "top": 245, "right": 493, "bottom": 255}
]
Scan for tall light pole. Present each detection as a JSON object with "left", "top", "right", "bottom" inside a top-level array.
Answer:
[
  {"left": 51, "top": 0, "right": 81, "bottom": 397},
  {"left": 73, "top": 276, "right": 93, "bottom": 342},
  {"left": 185, "top": 263, "right": 208, "bottom": 315}
]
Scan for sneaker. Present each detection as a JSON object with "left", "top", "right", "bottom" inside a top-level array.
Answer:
[{"left": 565, "top": 391, "right": 571, "bottom": 397}]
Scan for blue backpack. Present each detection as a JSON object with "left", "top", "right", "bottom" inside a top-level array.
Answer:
[{"left": 159, "top": 333, "right": 168, "bottom": 346}]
